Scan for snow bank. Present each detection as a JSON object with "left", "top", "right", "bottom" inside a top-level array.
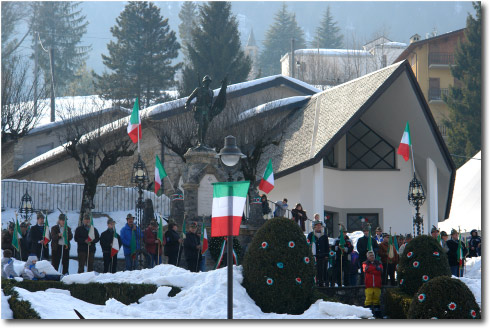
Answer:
[
  {"left": 455, "top": 257, "right": 481, "bottom": 307},
  {"left": 319, "top": 301, "right": 372, "bottom": 319},
  {"left": 1, "top": 290, "right": 13, "bottom": 319}
]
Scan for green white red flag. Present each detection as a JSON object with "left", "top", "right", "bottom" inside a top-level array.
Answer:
[
  {"left": 457, "top": 232, "right": 464, "bottom": 268},
  {"left": 62, "top": 220, "right": 69, "bottom": 247},
  {"left": 388, "top": 235, "right": 395, "bottom": 262},
  {"left": 201, "top": 222, "right": 208, "bottom": 255},
  {"left": 12, "top": 219, "right": 22, "bottom": 252},
  {"left": 154, "top": 155, "right": 167, "bottom": 194},
  {"left": 397, "top": 121, "right": 411, "bottom": 161},
  {"left": 157, "top": 216, "right": 164, "bottom": 244},
  {"left": 87, "top": 214, "right": 95, "bottom": 242},
  {"left": 127, "top": 98, "right": 142, "bottom": 143},
  {"left": 111, "top": 228, "right": 120, "bottom": 257},
  {"left": 42, "top": 214, "right": 50, "bottom": 245},
  {"left": 258, "top": 159, "right": 274, "bottom": 193},
  {"left": 211, "top": 181, "right": 250, "bottom": 237}
]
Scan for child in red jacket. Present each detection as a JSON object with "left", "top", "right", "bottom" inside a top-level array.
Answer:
[{"left": 362, "top": 250, "right": 383, "bottom": 317}]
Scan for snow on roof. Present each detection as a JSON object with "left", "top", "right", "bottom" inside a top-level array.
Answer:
[
  {"left": 382, "top": 41, "right": 407, "bottom": 47},
  {"left": 293, "top": 48, "right": 372, "bottom": 57},
  {"left": 238, "top": 96, "right": 310, "bottom": 121}
]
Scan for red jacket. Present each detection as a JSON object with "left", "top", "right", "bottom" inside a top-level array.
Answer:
[
  {"left": 362, "top": 260, "right": 383, "bottom": 288},
  {"left": 144, "top": 227, "right": 164, "bottom": 255}
]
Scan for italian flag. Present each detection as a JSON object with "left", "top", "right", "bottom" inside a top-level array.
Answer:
[
  {"left": 258, "top": 159, "right": 274, "bottom": 193},
  {"left": 12, "top": 219, "right": 22, "bottom": 252},
  {"left": 397, "top": 121, "right": 411, "bottom": 161},
  {"left": 201, "top": 223, "right": 208, "bottom": 255},
  {"left": 211, "top": 181, "right": 250, "bottom": 237},
  {"left": 62, "top": 221, "right": 68, "bottom": 247},
  {"left": 127, "top": 98, "right": 142, "bottom": 144},
  {"left": 388, "top": 235, "right": 395, "bottom": 262},
  {"left": 457, "top": 233, "right": 464, "bottom": 268},
  {"left": 154, "top": 155, "right": 167, "bottom": 194},
  {"left": 42, "top": 214, "right": 50, "bottom": 245},
  {"left": 111, "top": 229, "right": 120, "bottom": 257},
  {"left": 157, "top": 216, "right": 164, "bottom": 244},
  {"left": 87, "top": 215, "right": 95, "bottom": 242}
]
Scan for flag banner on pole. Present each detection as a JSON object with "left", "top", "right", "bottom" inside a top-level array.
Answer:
[
  {"left": 388, "top": 235, "right": 395, "bottom": 262},
  {"left": 111, "top": 228, "right": 120, "bottom": 257},
  {"left": 127, "top": 98, "right": 142, "bottom": 143},
  {"left": 214, "top": 239, "right": 227, "bottom": 269},
  {"left": 457, "top": 233, "right": 464, "bottom": 268},
  {"left": 12, "top": 219, "right": 21, "bottom": 252},
  {"left": 157, "top": 216, "right": 164, "bottom": 244},
  {"left": 130, "top": 229, "right": 137, "bottom": 256},
  {"left": 42, "top": 214, "right": 50, "bottom": 245},
  {"left": 154, "top": 155, "right": 167, "bottom": 195},
  {"left": 201, "top": 223, "right": 208, "bottom": 255},
  {"left": 397, "top": 121, "right": 411, "bottom": 161},
  {"left": 62, "top": 221, "right": 68, "bottom": 247},
  {"left": 394, "top": 234, "right": 399, "bottom": 252},
  {"left": 258, "top": 159, "right": 274, "bottom": 194},
  {"left": 87, "top": 214, "right": 95, "bottom": 242},
  {"left": 367, "top": 227, "right": 373, "bottom": 252},
  {"left": 232, "top": 245, "right": 238, "bottom": 265},
  {"left": 211, "top": 181, "right": 250, "bottom": 237},
  {"left": 339, "top": 225, "right": 345, "bottom": 249},
  {"left": 309, "top": 233, "right": 316, "bottom": 256}
]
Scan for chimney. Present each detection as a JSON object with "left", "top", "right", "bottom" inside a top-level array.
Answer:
[{"left": 409, "top": 34, "right": 421, "bottom": 44}]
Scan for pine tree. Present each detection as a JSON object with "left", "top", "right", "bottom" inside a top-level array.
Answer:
[
  {"left": 180, "top": 2, "right": 251, "bottom": 97},
  {"left": 95, "top": 1, "right": 181, "bottom": 108},
  {"left": 178, "top": 1, "right": 198, "bottom": 60},
  {"left": 444, "top": 2, "right": 481, "bottom": 168},
  {"left": 258, "top": 3, "right": 306, "bottom": 77},
  {"left": 29, "top": 1, "right": 90, "bottom": 96},
  {"left": 312, "top": 6, "right": 343, "bottom": 49}
]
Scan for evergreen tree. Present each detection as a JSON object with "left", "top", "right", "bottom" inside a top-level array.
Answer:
[
  {"left": 29, "top": 1, "right": 90, "bottom": 96},
  {"left": 444, "top": 2, "right": 481, "bottom": 168},
  {"left": 178, "top": 1, "right": 198, "bottom": 60},
  {"left": 258, "top": 3, "right": 306, "bottom": 77},
  {"left": 312, "top": 6, "right": 343, "bottom": 49},
  {"left": 95, "top": 1, "right": 181, "bottom": 108},
  {"left": 180, "top": 2, "right": 251, "bottom": 96}
]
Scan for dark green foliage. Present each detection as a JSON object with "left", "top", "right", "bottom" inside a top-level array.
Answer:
[
  {"left": 384, "top": 288, "right": 412, "bottom": 319},
  {"left": 444, "top": 2, "right": 481, "bottom": 168},
  {"left": 242, "top": 217, "right": 315, "bottom": 314},
  {"left": 397, "top": 235, "right": 451, "bottom": 295},
  {"left": 311, "top": 6, "right": 343, "bottom": 48},
  {"left": 30, "top": 1, "right": 90, "bottom": 95},
  {"left": 2, "top": 278, "right": 41, "bottom": 319},
  {"left": 209, "top": 236, "right": 242, "bottom": 266},
  {"left": 95, "top": 1, "right": 181, "bottom": 107},
  {"left": 180, "top": 2, "right": 251, "bottom": 97},
  {"left": 407, "top": 276, "right": 480, "bottom": 319},
  {"left": 258, "top": 3, "right": 306, "bottom": 77}
]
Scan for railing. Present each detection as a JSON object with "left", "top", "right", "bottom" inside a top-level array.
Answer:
[
  {"left": 428, "top": 88, "right": 449, "bottom": 101},
  {"left": 437, "top": 124, "right": 448, "bottom": 137},
  {"left": 428, "top": 52, "right": 454, "bottom": 66},
  {"left": 1, "top": 179, "right": 170, "bottom": 215}
]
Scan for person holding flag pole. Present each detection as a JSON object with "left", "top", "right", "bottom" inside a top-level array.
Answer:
[
  {"left": 11, "top": 215, "right": 23, "bottom": 261},
  {"left": 50, "top": 214, "right": 73, "bottom": 275},
  {"left": 200, "top": 219, "right": 209, "bottom": 272},
  {"left": 176, "top": 214, "right": 187, "bottom": 267},
  {"left": 27, "top": 212, "right": 50, "bottom": 261},
  {"left": 157, "top": 215, "right": 165, "bottom": 265},
  {"left": 334, "top": 224, "right": 353, "bottom": 286},
  {"left": 74, "top": 213, "right": 100, "bottom": 273},
  {"left": 100, "top": 218, "right": 121, "bottom": 273}
]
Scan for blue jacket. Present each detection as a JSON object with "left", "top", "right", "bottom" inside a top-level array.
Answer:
[{"left": 120, "top": 223, "right": 143, "bottom": 256}]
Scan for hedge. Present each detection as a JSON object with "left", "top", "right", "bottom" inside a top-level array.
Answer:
[{"left": 384, "top": 288, "right": 413, "bottom": 319}]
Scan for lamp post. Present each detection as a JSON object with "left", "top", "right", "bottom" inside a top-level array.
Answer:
[
  {"left": 216, "top": 135, "right": 246, "bottom": 320},
  {"left": 19, "top": 188, "right": 34, "bottom": 225},
  {"left": 131, "top": 154, "right": 149, "bottom": 268},
  {"left": 408, "top": 172, "right": 426, "bottom": 236}
]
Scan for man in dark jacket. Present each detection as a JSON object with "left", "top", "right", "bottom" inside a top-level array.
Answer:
[
  {"left": 356, "top": 226, "right": 379, "bottom": 285},
  {"left": 333, "top": 225, "right": 353, "bottom": 286},
  {"left": 165, "top": 222, "right": 182, "bottom": 266},
  {"left": 27, "top": 212, "right": 50, "bottom": 260},
  {"left": 377, "top": 233, "right": 399, "bottom": 285},
  {"left": 74, "top": 213, "right": 100, "bottom": 273},
  {"left": 468, "top": 229, "right": 481, "bottom": 257},
  {"left": 184, "top": 221, "right": 202, "bottom": 272},
  {"left": 307, "top": 220, "right": 329, "bottom": 286},
  {"left": 100, "top": 218, "right": 122, "bottom": 273},
  {"left": 19, "top": 222, "right": 29, "bottom": 261},
  {"left": 50, "top": 214, "right": 73, "bottom": 275},
  {"left": 447, "top": 229, "right": 467, "bottom": 277},
  {"left": 1, "top": 222, "right": 15, "bottom": 253},
  {"left": 144, "top": 219, "right": 164, "bottom": 268}
]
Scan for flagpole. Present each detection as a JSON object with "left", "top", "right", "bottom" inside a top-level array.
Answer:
[
  {"left": 165, "top": 175, "right": 176, "bottom": 192},
  {"left": 137, "top": 98, "right": 140, "bottom": 154},
  {"left": 410, "top": 145, "right": 415, "bottom": 175},
  {"left": 87, "top": 243, "right": 90, "bottom": 272},
  {"left": 227, "top": 184, "right": 234, "bottom": 320}
]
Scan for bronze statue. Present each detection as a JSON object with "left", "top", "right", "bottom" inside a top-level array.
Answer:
[{"left": 185, "top": 75, "right": 227, "bottom": 145}]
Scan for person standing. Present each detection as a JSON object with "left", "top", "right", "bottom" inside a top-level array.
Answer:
[
  {"left": 333, "top": 225, "right": 353, "bottom": 286},
  {"left": 100, "top": 218, "right": 122, "bottom": 273},
  {"left": 120, "top": 213, "right": 143, "bottom": 271},
  {"left": 17, "top": 222, "right": 29, "bottom": 261},
  {"left": 291, "top": 203, "right": 307, "bottom": 232},
  {"left": 1, "top": 249, "right": 18, "bottom": 279},
  {"left": 468, "top": 229, "right": 481, "bottom": 257},
  {"left": 440, "top": 231, "right": 450, "bottom": 253},
  {"left": 430, "top": 226, "right": 440, "bottom": 239},
  {"left": 261, "top": 194, "right": 272, "bottom": 219},
  {"left": 374, "top": 227, "right": 383, "bottom": 244},
  {"left": 356, "top": 226, "right": 379, "bottom": 285},
  {"left": 447, "top": 229, "right": 467, "bottom": 277},
  {"left": 307, "top": 220, "right": 329, "bottom": 286},
  {"left": 74, "top": 213, "right": 100, "bottom": 273},
  {"left": 1, "top": 222, "right": 15, "bottom": 253},
  {"left": 144, "top": 219, "right": 164, "bottom": 268},
  {"left": 184, "top": 221, "right": 202, "bottom": 272},
  {"left": 378, "top": 233, "right": 399, "bottom": 285},
  {"left": 362, "top": 250, "right": 383, "bottom": 318},
  {"left": 273, "top": 198, "right": 288, "bottom": 218},
  {"left": 398, "top": 234, "right": 412, "bottom": 255},
  {"left": 165, "top": 222, "right": 182, "bottom": 266},
  {"left": 50, "top": 214, "right": 73, "bottom": 275},
  {"left": 27, "top": 212, "right": 50, "bottom": 260}
]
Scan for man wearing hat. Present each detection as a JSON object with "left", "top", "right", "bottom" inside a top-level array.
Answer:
[
  {"left": 144, "top": 219, "right": 164, "bottom": 268},
  {"left": 50, "top": 214, "right": 73, "bottom": 275},
  {"left": 100, "top": 218, "right": 122, "bottom": 273},
  {"left": 356, "top": 225, "right": 379, "bottom": 285},
  {"left": 307, "top": 220, "right": 330, "bottom": 286},
  {"left": 120, "top": 213, "right": 143, "bottom": 271},
  {"left": 74, "top": 213, "right": 100, "bottom": 273},
  {"left": 1, "top": 222, "right": 15, "bottom": 253},
  {"left": 374, "top": 227, "right": 383, "bottom": 244},
  {"left": 333, "top": 225, "right": 353, "bottom": 286},
  {"left": 446, "top": 229, "right": 467, "bottom": 277},
  {"left": 440, "top": 231, "right": 449, "bottom": 253},
  {"left": 27, "top": 212, "right": 50, "bottom": 260},
  {"left": 430, "top": 226, "right": 440, "bottom": 239},
  {"left": 184, "top": 221, "right": 202, "bottom": 272},
  {"left": 378, "top": 233, "right": 399, "bottom": 285}
]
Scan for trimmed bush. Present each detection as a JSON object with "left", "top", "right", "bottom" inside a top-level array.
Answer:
[
  {"left": 397, "top": 235, "right": 451, "bottom": 295},
  {"left": 2, "top": 278, "right": 41, "bottom": 319},
  {"left": 384, "top": 288, "right": 413, "bottom": 319},
  {"left": 407, "top": 276, "right": 480, "bottom": 319},
  {"left": 242, "top": 217, "right": 316, "bottom": 314},
  {"left": 209, "top": 236, "right": 243, "bottom": 266}
]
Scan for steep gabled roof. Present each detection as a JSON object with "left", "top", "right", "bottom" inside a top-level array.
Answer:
[{"left": 246, "top": 29, "right": 257, "bottom": 48}]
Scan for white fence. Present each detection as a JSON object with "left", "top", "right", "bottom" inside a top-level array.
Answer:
[{"left": 1, "top": 179, "right": 170, "bottom": 215}]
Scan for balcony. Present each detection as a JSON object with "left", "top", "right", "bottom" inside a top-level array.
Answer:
[
  {"left": 428, "top": 88, "right": 449, "bottom": 102},
  {"left": 428, "top": 52, "right": 454, "bottom": 68}
]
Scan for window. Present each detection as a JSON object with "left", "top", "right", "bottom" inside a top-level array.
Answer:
[
  {"left": 346, "top": 121, "right": 395, "bottom": 169},
  {"left": 36, "top": 143, "right": 54, "bottom": 156},
  {"left": 323, "top": 147, "right": 336, "bottom": 168},
  {"left": 347, "top": 213, "right": 379, "bottom": 232}
]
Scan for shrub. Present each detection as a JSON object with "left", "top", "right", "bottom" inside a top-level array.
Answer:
[
  {"left": 397, "top": 235, "right": 451, "bottom": 295},
  {"left": 209, "top": 236, "right": 242, "bottom": 267},
  {"left": 2, "top": 278, "right": 40, "bottom": 319},
  {"left": 407, "top": 276, "right": 480, "bottom": 319},
  {"left": 242, "top": 217, "right": 316, "bottom": 314},
  {"left": 384, "top": 288, "right": 412, "bottom": 319}
]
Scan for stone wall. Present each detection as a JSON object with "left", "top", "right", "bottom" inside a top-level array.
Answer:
[{"left": 1, "top": 141, "right": 16, "bottom": 179}]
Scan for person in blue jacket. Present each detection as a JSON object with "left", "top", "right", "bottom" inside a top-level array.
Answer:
[{"left": 120, "top": 213, "right": 143, "bottom": 271}]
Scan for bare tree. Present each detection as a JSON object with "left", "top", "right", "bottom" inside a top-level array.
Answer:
[{"left": 56, "top": 99, "right": 135, "bottom": 223}]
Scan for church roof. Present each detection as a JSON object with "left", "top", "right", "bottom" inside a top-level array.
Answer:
[{"left": 246, "top": 29, "right": 257, "bottom": 48}]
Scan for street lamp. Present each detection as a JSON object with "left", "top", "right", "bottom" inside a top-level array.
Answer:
[
  {"left": 19, "top": 188, "right": 34, "bottom": 224},
  {"left": 131, "top": 154, "right": 149, "bottom": 268},
  {"left": 408, "top": 172, "right": 426, "bottom": 236},
  {"left": 216, "top": 135, "right": 246, "bottom": 320}
]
